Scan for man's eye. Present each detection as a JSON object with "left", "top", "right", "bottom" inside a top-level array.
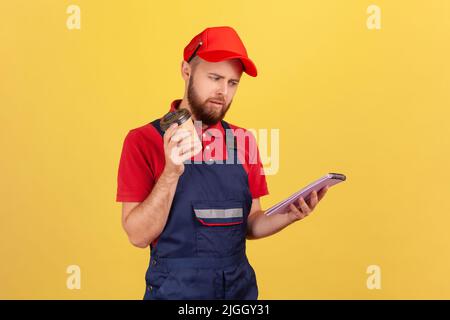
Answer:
[
  {"left": 230, "top": 82, "right": 238, "bottom": 86},
  {"left": 210, "top": 77, "right": 220, "bottom": 81}
]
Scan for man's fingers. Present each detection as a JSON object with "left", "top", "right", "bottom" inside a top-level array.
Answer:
[
  {"left": 175, "top": 140, "right": 202, "bottom": 164},
  {"left": 168, "top": 130, "right": 194, "bottom": 149},
  {"left": 179, "top": 140, "right": 201, "bottom": 156},
  {"left": 289, "top": 203, "right": 307, "bottom": 220},
  {"left": 284, "top": 186, "right": 330, "bottom": 223},
  {"left": 163, "top": 123, "right": 179, "bottom": 144},
  {"left": 318, "top": 185, "right": 329, "bottom": 201},
  {"left": 289, "top": 203, "right": 299, "bottom": 214},
  {"left": 298, "top": 197, "right": 311, "bottom": 214},
  {"left": 171, "top": 129, "right": 192, "bottom": 143},
  {"left": 309, "top": 190, "right": 319, "bottom": 209}
]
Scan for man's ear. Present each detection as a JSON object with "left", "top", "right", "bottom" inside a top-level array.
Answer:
[{"left": 181, "top": 60, "right": 191, "bottom": 81}]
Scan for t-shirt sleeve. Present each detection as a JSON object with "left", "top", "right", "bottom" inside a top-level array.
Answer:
[
  {"left": 116, "top": 130, "right": 155, "bottom": 202},
  {"left": 247, "top": 145, "right": 269, "bottom": 199}
]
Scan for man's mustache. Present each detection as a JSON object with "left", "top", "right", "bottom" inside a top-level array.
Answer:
[{"left": 208, "top": 98, "right": 225, "bottom": 105}]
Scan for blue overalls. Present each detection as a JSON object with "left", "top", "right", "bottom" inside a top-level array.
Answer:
[{"left": 143, "top": 118, "right": 258, "bottom": 300}]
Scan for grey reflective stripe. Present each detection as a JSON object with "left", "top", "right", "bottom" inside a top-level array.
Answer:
[{"left": 194, "top": 208, "right": 243, "bottom": 219}]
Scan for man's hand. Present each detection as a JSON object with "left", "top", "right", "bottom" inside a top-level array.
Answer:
[
  {"left": 287, "top": 186, "right": 329, "bottom": 222},
  {"left": 163, "top": 123, "right": 202, "bottom": 177}
]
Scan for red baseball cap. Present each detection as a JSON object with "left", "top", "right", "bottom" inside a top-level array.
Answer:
[{"left": 183, "top": 26, "right": 258, "bottom": 77}]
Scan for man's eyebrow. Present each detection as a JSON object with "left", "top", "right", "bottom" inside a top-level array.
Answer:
[{"left": 208, "top": 72, "right": 240, "bottom": 82}]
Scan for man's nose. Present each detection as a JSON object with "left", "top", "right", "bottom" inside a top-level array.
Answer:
[{"left": 216, "top": 81, "right": 228, "bottom": 97}]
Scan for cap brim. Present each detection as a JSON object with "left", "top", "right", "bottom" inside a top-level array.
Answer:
[{"left": 198, "top": 51, "right": 258, "bottom": 77}]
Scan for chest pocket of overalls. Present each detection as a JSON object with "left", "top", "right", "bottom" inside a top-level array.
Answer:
[{"left": 191, "top": 199, "right": 246, "bottom": 257}]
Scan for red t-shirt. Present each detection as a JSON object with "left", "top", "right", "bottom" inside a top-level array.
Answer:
[{"left": 116, "top": 99, "right": 269, "bottom": 202}]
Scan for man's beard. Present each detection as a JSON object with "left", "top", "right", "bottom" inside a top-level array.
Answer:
[{"left": 187, "top": 74, "right": 232, "bottom": 126}]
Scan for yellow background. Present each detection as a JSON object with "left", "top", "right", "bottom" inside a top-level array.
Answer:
[{"left": 1, "top": 0, "right": 449, "bottom": 299}]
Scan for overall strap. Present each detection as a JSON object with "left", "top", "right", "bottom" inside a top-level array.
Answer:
[{"left": 221, "top": 120, "right": 241, "bottom": 164}]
